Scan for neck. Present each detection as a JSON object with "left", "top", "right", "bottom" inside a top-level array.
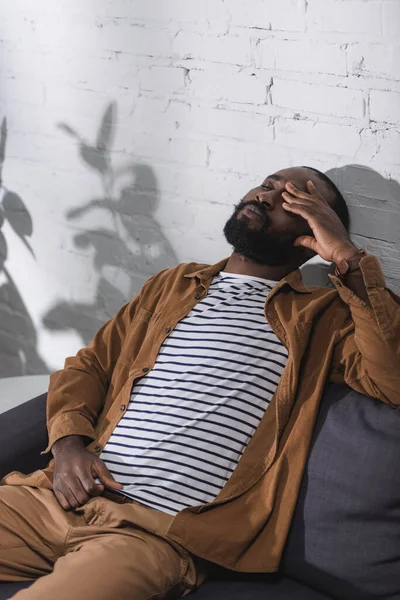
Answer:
[{"left": 223, "top": 252, "right": 300, "bottom": 281}]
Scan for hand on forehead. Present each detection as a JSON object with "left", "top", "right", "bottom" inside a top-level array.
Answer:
[{"left": 267, "top": 167, "right": 334, "bottom": 202}]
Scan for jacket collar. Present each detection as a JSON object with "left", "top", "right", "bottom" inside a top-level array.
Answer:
[{"left": 184, "top": 257, "right": 312, "bottom": 294}]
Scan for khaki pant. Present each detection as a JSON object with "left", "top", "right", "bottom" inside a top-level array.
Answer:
[{"left": 0, "top": 485, "right": 207, "bottom": 600}]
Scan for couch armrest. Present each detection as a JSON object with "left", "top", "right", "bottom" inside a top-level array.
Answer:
[{"left": 0, "top": 393, "right": 49, "bottom": 479}]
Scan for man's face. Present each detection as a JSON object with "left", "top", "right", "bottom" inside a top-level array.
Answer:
[{"left": 223, "top": 166, "right": 334, "bottom": 267}]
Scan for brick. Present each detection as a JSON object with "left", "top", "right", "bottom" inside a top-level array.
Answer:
[
  {"left": 229, "top": 0, "right": 306, "bottom": 31},
  {"left": 272, "top": 79, "right": 364, "bottom": 119},
  {"left": 307, "top": 0, "right": 382, "bottom": 34},
  {"left": 135, "top": 136, "right": 209, "bottom": 167},
  {"left": 4, "top": 131, "right": 80, "bottom": 171},
  {"left": 34, "top": 15, "right": 103, "bottom": 51},
  {"left": 44, "top": 85, "right": 110, "bottom": 115},
  {"left": 373, "top": 129, "right": 400, "bottom": 165},
  {"left": 257, "top": 39, "right": 347, "bottom": 76},
  {"left": 101, "top": 23, "right": 172, "bottom": 57},
  {"left": 348, "top": 43, "right": 400, "bottom": 81},
  {"left": 91, "top": 0, "right": 230, "bottom": 31},
  {"left": 2, "top": 76, "right": 45, "bottom": 106},
  {"left": 171, "top": 166, "right": 256, "bottom": 206},
  {"left": 139, "top": 66, "right": 187, "bottom": 95},
  {"left": 163, "top": 227, "right": 225, "bottom": 264},
  {"left": 59, "top": 54, "right": 140, "bottom": 93},
  {"left": 328, "top": 164, "right": 400, "bottom": 210},
  {"left": 187, "top": 68, "right": 267, "bottom": 105},
  {"left": 191, "top": 202, "right": 232, "bottom": 239},
  {"left": 274, "top": 119, "right": 361, "bottom": 156},
  {"left": 153, "top": 194, "right": 196, "bottom": 229},
  {"left": 172, "top": 31, "right": 251, "bottom": 66},
  {"left": 190, "top": 107, "right": 273, "bottom": 143},
  {"left": 131, "top": 98, "right": 192, "bottom": 136},
  {"left": 383, "top": 2, "right": 400, "bottom": 38},
  {"left": 370, "top": 89, "right": 400, "bottom": 125},
  {"left": 208, "top": 139, "right": 284, "bottom": 176},
  {"left": 348, "top": 204, "right": 400, "bottom": 243},
  {"left": 268, "top": 0, "right": 307, "bottom": 31}
]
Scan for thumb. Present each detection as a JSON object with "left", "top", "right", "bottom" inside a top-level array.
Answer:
[
  {"left": 93, "top": 460, "right": 124, "bottom": 490},
  {"left": 294, "top": 235, "right": 318, "bottom": 252}
]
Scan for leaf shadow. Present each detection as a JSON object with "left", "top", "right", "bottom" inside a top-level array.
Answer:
[{"left": 42, "top": 101, "right": 178, "bottom": 345}]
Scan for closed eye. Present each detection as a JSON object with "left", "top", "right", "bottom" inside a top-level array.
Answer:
[{"left": 260, "top": 184, "right": 273, "bottom": 190}]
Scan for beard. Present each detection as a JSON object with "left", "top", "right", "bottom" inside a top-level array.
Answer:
[{"left": 223, "top": 200, "right": 300, "bottom": 267}]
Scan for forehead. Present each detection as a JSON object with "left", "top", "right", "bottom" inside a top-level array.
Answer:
[{"left": 265, "top": 167, "right": 334, "bottom": 202}]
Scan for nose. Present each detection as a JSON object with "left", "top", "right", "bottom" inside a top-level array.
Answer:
[{"left": 255, "top": 191, "right": 274, "bottom": 210}]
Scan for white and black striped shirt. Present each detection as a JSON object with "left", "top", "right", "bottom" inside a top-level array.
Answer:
[{"left": 101, "top": 271, "right": 288, "bottom": 515}]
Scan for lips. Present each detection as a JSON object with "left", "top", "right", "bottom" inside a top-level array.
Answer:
[{"left": 241, "top": 204, "right": 264, "bottom": 221}]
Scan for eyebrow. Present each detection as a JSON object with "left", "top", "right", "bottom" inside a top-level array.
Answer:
[{"left": 265, "top": 174, "right": 283, "bottom": 182}]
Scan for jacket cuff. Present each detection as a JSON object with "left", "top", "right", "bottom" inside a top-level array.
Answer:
[
  {"left": 42, "top": 413, "right": 96, "bottom": 455},
  {"left": 328, "top": 254, "right": 385, "bottom": 309}
]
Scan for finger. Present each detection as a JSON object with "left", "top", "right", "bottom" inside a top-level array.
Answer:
[
  {"left": 282, "top": 198, "right": 315, "bottom": 212},
  {"left": 293, "top": 235, "right": 318, "bottom": 252},
  {"left": 61, "top": 483, "right": 83, "bottom": 509},
  {"left": 306, "top": 180, "right": 327, "bottom": 203},
  {"left": 282, "top": 202, "right": 314, "bottom": 221},
  {"left": 68, "top": 476, "right": 91, "bottom": 506},
  {"left": 65, "top": 488, "right": 80, "bottom": 509},
  {"left": 306, "top": 180, "right": 316, "bottom": 194},
  {"left": 80, "top": 470, "right": 105, "bottom": 497},
  {"left": 285, "top": 182, "right": 313, "bottom": 201},
  {"left": 54, "top": 488, "right": 72, "bottom": 511},
  {"left": 282, "top": 192, "right": 317, "bottom": 208},
  {"left": 94, "top": 460, "right": 124, "bottom": 490}
]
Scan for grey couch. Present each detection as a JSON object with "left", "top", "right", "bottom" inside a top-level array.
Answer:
[{"left": 1, "top": 382, "right": 400, "bottom": 599}]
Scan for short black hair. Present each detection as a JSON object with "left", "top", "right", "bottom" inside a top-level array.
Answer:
[{"left": 302, "top": 166, "right": 350, "bottom": 231}]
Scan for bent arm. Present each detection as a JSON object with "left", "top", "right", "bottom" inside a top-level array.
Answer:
[
  {"left": 42, "top": 268, "right": 163, "bottom": 453},
  {"left": 329, "top": 254, "right": 400, "bottom": 406}
]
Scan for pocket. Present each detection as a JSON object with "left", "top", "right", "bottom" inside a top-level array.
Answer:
[
  {"left": 80, "top": 497, "right": 141, "bottom": 530},
  {"left": 79, "top": 497, "right": 108, "bottom": 527}
]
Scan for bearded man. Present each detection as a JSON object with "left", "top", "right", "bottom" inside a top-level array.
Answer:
[{"left": 1, "top": 166, "right": 399, "bottom": 600}]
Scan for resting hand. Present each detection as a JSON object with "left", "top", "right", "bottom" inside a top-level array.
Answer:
[{"left": 52, "top": 435, "right": 123, "bottom": 510}]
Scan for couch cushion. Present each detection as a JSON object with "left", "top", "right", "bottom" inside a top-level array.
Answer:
[
  {"left": 0, "top": 580, "right": 32, "bottom": 600},
  {"left": 282, "top": 383, "right": 400, "bottom": 599},
  {"left": 0, "top": 392, "right": 48, "bottom": 480},
  {"left": 0, "top": 575, "right": 331, "bottom": 600},
  {"left": 192, "top": 573, "right": 331, "bottom": 599}
]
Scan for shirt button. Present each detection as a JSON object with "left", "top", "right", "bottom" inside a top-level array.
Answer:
[
  {"left": 142, "top": 367, "right": 149, "bottom": 373},
  {"left": 164, "top": 327, "right": 171, "bottom": 334},
  {"left": 120, "top": 404, "right": 126, "bottom": 411},
  {"left": 94, "top": 445, "right": 101, "bottom": 452},
  {"left": 194, "top": 293, "right": 201, "bottom": 299}
]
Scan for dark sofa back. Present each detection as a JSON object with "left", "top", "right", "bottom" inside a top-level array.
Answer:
[
  {"left": 282, "top": 383, "right": 400, "bottom": 600},
  {"left": 0, "top": 392, "right": 48, "bottom": 479}
]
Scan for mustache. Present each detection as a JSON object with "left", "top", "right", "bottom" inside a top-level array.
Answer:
[{"left": 234, "top": 200, "right": 269, "bottom": 225}]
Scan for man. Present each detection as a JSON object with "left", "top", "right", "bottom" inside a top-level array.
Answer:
[{"left": 1, "top": 166, "right": 399, "bottom": 600}]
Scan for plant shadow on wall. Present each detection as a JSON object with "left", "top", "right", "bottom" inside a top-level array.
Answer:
[
  {"left": 0, "top": 117, "right": 49, "bottom": 377},
  {"left": 301, "top": 165, "right": 400, "bottom": 293},
  {"left": 42, "top": 102, "right": 177, "bottom": 345}
]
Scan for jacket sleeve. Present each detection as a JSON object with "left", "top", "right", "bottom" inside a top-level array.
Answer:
[
  {"left": 328, "top": 255, "right": 400, "bottom": 406},
  {"left": 43, "top": 274, "right": 157, "bottom": 453}
]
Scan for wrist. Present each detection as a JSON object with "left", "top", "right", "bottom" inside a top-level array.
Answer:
[
  {"left": 334, "top": 248, "right": 367, "bottom": 279},
  {"left": 333, "top": 243, "right": 360, "bottom": 265},
  {"left": 52, "top": 435, "right": 85, "bottom": 457}
]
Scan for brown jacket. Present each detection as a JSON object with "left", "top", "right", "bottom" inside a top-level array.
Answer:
[{"left": 3, "top": 254, "right": 400, "bottom": 572}]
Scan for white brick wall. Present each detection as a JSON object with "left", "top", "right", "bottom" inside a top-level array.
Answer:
[{"left": 0, "top": 0, "right": 399, "bottom": 377}]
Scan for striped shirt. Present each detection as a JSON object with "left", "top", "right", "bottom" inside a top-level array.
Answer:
[{"left": 101, "top": 271, "right": 288, "bottom": 515}]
